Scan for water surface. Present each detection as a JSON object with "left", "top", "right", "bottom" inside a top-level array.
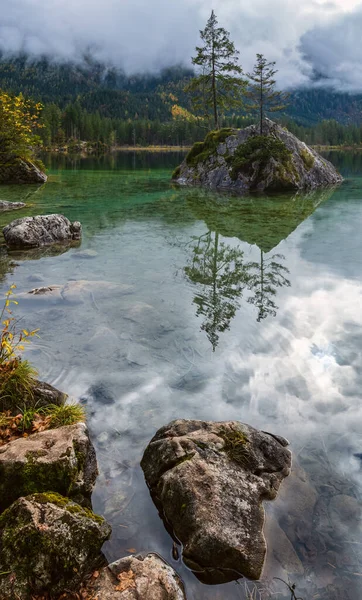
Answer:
[{"left": 1, "top": 151, "right": 362, "bottom": 600}]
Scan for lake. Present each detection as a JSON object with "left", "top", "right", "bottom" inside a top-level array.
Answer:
[{"left": 1, "top": 150, "right": 362, "bottom": 600}]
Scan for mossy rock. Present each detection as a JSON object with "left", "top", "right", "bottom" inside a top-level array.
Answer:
[
  {"left": 185, "top": 128, "right": 234, "bottom": 168},
  {"left": 0, "top": 493, "right": 111, "bottom": 599},
  {"left": 175, "top": 119, "right": 343, "bottom": 192},
  {"left": 0, "top": 423, "right": 97, "bottom": 513},
  {"left": 300, "top": 148, "right": 315, "bottom": 170}
]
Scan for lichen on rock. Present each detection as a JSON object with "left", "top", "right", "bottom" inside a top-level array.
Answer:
[
  {"left": 141, "top": 419, "right": 291, "bottom": 584},
  {"left": 0, "top": 493, "right": 111, "bottom": 599},
  {"left": 0, "top": 423, "right": 98, "bottom": 512},
  {"left": 174, "top": 119, "right": 342, "bottom": 192}
]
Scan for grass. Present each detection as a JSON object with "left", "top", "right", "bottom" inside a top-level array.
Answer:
[
  {"left": 46, "top": 402, "right": 85, "bottom": 428},
  {"left": 219, "top": 426, "right": 249, "bottom": 466},
  {"left": 0, "top": 402, "right": 86, "bottom": 446},
  {"left": 0, "top": 358, "right": 38, "bottom": 413}
]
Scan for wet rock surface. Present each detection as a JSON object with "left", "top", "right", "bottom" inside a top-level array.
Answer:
[
  {"left": 141, "top": 419, "right": 291, "bottom": 583},
  {"left": 0, "top": 423, "right": 97, "bottom": 511},
  {"left": 175, "top": 119, "right": 343, "bottom": 193},
  {"left": 0, "top": 158, "right": 47, "bottom": 185},
  {"left": 3, "top": 214, "right": 82, "bottom": 249},
  {"left": 85, "top": 553, "right": 186, "bottom": 600},
  {"left": 0, "top": 200, "right": 26, "bottom": 211},
  {"left": 0, "top": 493, "right": 111, "bottom": 599}
]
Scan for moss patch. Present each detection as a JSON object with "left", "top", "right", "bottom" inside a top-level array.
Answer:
[
  {"left": 31, "top": 492, "right": 105, "bottom": 524},
  {"left": 226, "top": 135, "right": 293, "bottom": 182},
  {"left": 219, "top": 426, "right": 249, "bottom": 467},
  {"left": 185, "top": 128, "right": 234, "bottom": 168},
  {"left": 300, "top": 148, "right": 315, "bottom": 170},
  {"left": 172, "top": 165, "right": 181, "bottom": 180}
]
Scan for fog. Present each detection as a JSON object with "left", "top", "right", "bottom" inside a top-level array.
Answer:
[{"left": 1, "top": 0, "right": 362, "bottom": 89}]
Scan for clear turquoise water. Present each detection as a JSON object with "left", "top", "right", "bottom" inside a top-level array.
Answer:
[{"left": 1, "top": 151, "right": 362, "bottom": 599}]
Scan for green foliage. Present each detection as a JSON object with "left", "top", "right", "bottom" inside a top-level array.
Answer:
[
  {"left": 45, "top": 402, "right": 85, "bottom": 428},
  {"left": 226, "top": 135, "right": 292, "bottom": 181},
  {"left": 299, "top": 148, "right": 315, "bottom": 170},
  {"left": 185, "top": 11, "right": 245, "bottom": 129},
  {"left": 0, "top": 90, "right": 43, "bottom": 164},
  {"left": 0, "top": 359, "right": 37, "bottom": 413},
  {"left": 246, "top": 54, "right": 289, "bottom": 134},
  {"left": 186, "top": 128, "right": 234, "bottom": 167}
]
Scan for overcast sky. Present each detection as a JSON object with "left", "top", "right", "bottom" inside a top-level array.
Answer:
[{"left": 1, "top": 0, "right": 362, "bottom": 90}]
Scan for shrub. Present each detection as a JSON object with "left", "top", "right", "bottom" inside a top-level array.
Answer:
[
  {"left": 185, "top": 128, "right": 234, "bottom": 167},
  {"left": 226, "top": 134, "right": 293, "bottom": 181}
]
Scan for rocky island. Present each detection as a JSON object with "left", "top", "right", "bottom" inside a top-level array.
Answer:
[{"left": 173, "top": 120, "right": 343, "bottom": 193}]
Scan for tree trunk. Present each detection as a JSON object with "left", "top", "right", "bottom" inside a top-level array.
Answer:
[
  {"left": 260, "top": 71, "right": 263, "bottom": 135},
  {"left": 211, "top": 35, "right": 218, "bottom": 130}
]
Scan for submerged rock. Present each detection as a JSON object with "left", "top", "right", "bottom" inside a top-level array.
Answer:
[
  {"left": 174, "top": 120, "right": 343, "bottom": 193},
  {"left": 0, "top": 423, "right": 97, "bottom": 512},
  {"left": 141, "top": 419, "right": 291, "bottom": 583},
  {"left": 0, "top": 493, "right": 111, "bottom": 599},
  {"left": 0, "top": 200, "right": 26, "bottom": 211},
  {"left": 85, "top": 553, "right": 186, "bottom": 600},
  {"left": 0, "top": 158, "right": 47, "bottom": 185},
  {"left": 3, "top": 214, "right": 82, "bottom": 249}
]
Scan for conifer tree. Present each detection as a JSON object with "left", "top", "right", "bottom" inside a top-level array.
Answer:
[
  {"left": 186, "top": 11, "right": 245, "bottom": 130},
  {"left": 246, "top": 54, "right": 289, "bottom": 135}
]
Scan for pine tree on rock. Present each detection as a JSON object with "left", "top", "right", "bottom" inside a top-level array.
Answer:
[
  {"left": 246, "top": 54, "right": 289, "bottom": 135},
  {"left": 186, "top": 10, "right": 245, "bottom": 130}
]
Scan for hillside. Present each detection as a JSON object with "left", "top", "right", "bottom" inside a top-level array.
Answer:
[{"left": 1, "top": 54, "right": 362, "bottom": 126}]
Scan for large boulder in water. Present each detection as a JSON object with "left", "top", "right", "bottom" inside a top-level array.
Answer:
[
  {"left": 0, "top": 423, "right": 98, "bottom": 511},
  {"left": 85, "top": 553, "right": 186, "bottom": 600},
  {"left": 0, "top": 157, "right": 47, "bottom": 184},
  {"left": 0, "top": 493, "right": 111, "bottom": 599},
  {"left": 141, "top": 419, "right": 291, "bottom": 584},
  {"left": 3, "top": 214, "right": 82, "bottom": 249},
  {"left": 173, "top": 119, "right": 343, "bottom": 192}
]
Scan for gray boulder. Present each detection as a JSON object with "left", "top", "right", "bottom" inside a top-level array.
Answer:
[
  {"left": 0, "top": 201, "right": 26, "bottom": 211},
  {"left": 0, "top": 493, "right": 111, "bottom": 599},
  {"left": 0, "top": 423, "right": 97, "bottom": 512},
  {"left": 141, "top": 419, "right": 291, "bottom": 583},
  {"left": 0, "top": 158, "right": 47, "bottom": 185},
  {"left": 85, "top": 553, "right": 186, "bottom": 599},
  {"left": 3, "top": 214, "right": 82, "bottom": 249},
  {"left": 174, "top": 119, "right": 343, "bottom": 193}
]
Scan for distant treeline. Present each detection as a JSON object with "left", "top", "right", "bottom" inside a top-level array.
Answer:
[{"left": 40, "top": 101, "right": 362, "bottom": 149}]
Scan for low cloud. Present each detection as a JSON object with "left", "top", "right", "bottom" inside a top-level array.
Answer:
[{"left": 0, "top": 0, "right": 361, "bottom": 90}]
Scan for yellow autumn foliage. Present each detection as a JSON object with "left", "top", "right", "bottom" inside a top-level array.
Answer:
[{"left": 0, "top": 90, "right": 43, "bottom": 162}]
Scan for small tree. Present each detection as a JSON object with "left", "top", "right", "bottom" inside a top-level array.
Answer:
[
  {"left": 246, "top": 54, "right": 289, "bottom": 135},
  {"left": 186, "top": 11, "right": 245, "bottom": 130},
  {"left": 0, "top": 91, "right": 43, "bottom": 164}
]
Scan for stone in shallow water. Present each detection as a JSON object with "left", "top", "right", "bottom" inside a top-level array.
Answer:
[
  {"left": 141, "top": 419, "right": 291, "bottom": 584},
  {"left": 85, "top": 553, "right": 186, "bottom": 600},
  {"left": 0, "top": 200, "right": 26, "bottom": 211},
  {"left": 3, "top": 214, "right": 82, "bottom": 249},
  {"left": 0, "top": 423, "right": 98, "bottom": 511},
  {"left": 0, "top": 493, "right": 111, "bottom": 598}
]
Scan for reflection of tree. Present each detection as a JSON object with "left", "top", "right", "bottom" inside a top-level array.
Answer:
[
  {"left": 184, "top": 231, "right": 251, "bottom": 351},
  {"left": 247, "top": 251, "right": 290, "bottom": 321}
]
